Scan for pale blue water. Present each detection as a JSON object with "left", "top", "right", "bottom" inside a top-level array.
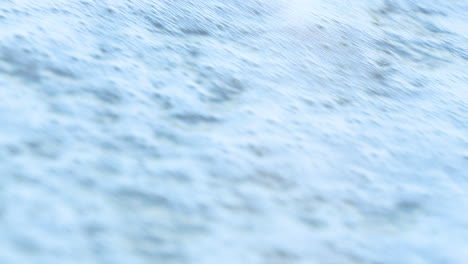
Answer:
[{"left": 0, "top": 0, "right": 467, "bottom": 263}]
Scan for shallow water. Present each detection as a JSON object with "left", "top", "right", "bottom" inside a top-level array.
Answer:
[{"left": 0, "top": 0, "right": 467, "bottom": 263}]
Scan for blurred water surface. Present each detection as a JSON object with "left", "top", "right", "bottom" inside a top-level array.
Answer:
[{"left": 0, "top": 0, "right": 467, "bottom": 263}]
